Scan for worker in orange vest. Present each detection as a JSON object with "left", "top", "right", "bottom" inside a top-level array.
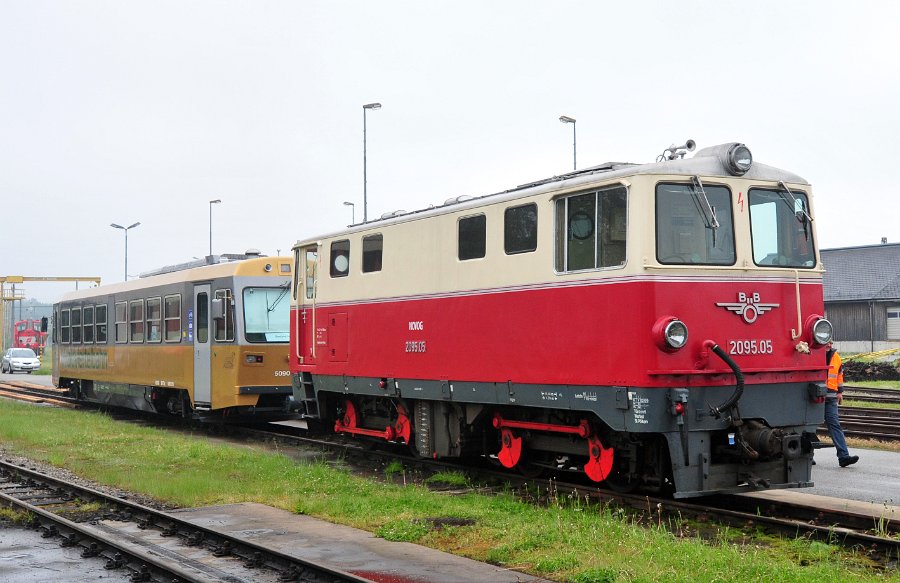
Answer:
[{"left": 824, "top": 342, "right": 858, "bottom": 467}]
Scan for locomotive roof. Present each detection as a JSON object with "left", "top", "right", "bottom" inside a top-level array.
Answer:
[{"left": 293, "top": 142, "right": 809, "bottom": 248}]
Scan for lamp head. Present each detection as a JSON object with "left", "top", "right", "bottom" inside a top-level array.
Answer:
[
  {"left": 363, "top": 102, "right": 382, "bottom": 110},
  {"left": 559, "top": 115, "right": 576, "bottom": 124}
]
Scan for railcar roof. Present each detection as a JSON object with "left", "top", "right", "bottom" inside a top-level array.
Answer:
[
  {"left": 293, "top": 142, "right": 809, "bottom": 248},
  {"left": 58, "top": 256, "right": 290, "bottom": 303}
]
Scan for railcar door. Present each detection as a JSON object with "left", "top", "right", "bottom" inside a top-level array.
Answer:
[{"left": 193, "top": 284, "right": 212, "bottom": 405}]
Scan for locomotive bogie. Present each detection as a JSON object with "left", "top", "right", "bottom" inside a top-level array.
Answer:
[
  {"left": 53, "top": 256, "right": 296, "bottom": 422},
  {"left": 290, "top": 143, "right": 828, "bottom": 497}
]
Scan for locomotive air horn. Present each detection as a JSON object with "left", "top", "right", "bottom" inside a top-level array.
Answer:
[
  {"left": 658, "top": 139, "right": 696, "bottom": 162},
  {"left": 670, "top": 139, "right": 696, "bottom": 154}
]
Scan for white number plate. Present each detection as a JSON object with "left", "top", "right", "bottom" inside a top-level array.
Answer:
[{"left": 728, "top": 339, "right": 773, "bottom": 355}]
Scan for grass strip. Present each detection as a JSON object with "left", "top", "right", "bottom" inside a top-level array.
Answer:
[{"left": 0, "top": 399, "right": 894, "bottom": 583}]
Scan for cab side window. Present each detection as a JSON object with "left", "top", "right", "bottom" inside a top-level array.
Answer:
[
  {"left": 555, "top": 186, "right": 628, "bottom": 272},
  {"left": 458, "top": 214, "right": 486, "bottom": 260},
  {"left": 504, "top": 203, "right": 537, "bottom": 254},
  {"left": 362, "top": 234, "right": 383, "bottom": 273},
  {"left": 213, "top": 289, "right": 235, "bottom": 341},
  {"left": 330, "top": 240, "right": 350, "bottom": 277}
]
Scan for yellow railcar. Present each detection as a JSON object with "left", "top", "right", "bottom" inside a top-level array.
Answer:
[{"left": 53, "top": 254, "right": 296, "bottom": 421}]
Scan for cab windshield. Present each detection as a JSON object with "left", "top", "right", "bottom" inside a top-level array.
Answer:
[
  {"left": 749, "top": 188, "right": 815, "bottom": 268},
  {"left": 656, "top": 182, "right": 735, "bottom": 265},
  {"left": 243, "top": 285, "right": 290, "bottom": 343}
]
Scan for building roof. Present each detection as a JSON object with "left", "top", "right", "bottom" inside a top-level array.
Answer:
[{"left": 822, "top": 243, "right": 900, "bottom": 302}]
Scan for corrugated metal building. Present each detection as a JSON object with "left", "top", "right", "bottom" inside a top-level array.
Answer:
[{"left": 822, "top": 242, "right": 900, "bottom": 352}]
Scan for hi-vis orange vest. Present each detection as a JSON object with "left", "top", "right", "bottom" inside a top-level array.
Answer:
[{"left": 826, "top": 351, "right": 844, "bottom": 392}]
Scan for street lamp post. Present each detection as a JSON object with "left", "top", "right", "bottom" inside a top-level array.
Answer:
[
  {"left": 363, "top": 102, "right": 382, "bottom": 223},
  {"left": 343, "top": 201, "right": 356, "bottom": 225},
  {"left": 209, "top": 199, "right": 221, "bottom": 256},
  {"left": 110, "top": 222, "right": 141, "bottom": 281},
  {"left": 559, "top": 115, "right": 577, "bottom": 170}
]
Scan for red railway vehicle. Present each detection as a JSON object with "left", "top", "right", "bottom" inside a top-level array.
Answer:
[
  {"left": 289, "top": 141, "right": 832, "bottom": 498},
  {"left": 13, "top": 320, "right": 45, "bottom": 354}
]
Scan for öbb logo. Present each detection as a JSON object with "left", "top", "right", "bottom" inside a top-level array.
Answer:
[{"left": 716, "top": 292, "right": 780, "bottom": 324}]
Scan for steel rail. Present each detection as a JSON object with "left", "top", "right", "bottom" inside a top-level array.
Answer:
[
  {"left": 0, "top": 460, "right": 373, "bottom": 583},
  {"left": 234, "top": 423, "right": 900, "bottom": 561},
  {"left": 5, "top": 380, "right": 900, "bottom": 562},
  {"left": 0, "top": 487, "right": 204, "bottom": 582}
]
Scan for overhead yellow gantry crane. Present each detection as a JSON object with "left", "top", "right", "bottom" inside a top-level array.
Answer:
[{"left": 0, "top": 276, "right": 101, "bottom": 352}]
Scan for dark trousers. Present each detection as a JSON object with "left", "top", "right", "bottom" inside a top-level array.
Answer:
[{"left": 824, "top": 395, "right": 850, "bottom": 460}]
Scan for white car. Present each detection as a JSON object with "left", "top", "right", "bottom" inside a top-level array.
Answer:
[{"left": 1, "top": 348, "right": 41, "bottom": 374}]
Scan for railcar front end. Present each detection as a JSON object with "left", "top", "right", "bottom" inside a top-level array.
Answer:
[{"left": 290, "top": 142, "right": 829, "bottom": 497}]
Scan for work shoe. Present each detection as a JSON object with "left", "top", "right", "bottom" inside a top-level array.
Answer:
[{"left": 838, "top": 455, "right": 859, "bottom": 467}]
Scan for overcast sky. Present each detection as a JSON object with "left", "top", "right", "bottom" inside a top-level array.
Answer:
[{"left": 2, "top": 1, "right": 898, "bottom": 302}]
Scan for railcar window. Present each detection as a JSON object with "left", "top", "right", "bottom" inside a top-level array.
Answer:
[
  {"left": 70, "top": 307, "right": 82, "bottom": 344},
  {"left": 656, "top": 183, "right": 735, "bottom": 265},
  {"left": 458, "top": 214, "right": 486, "bottom": 260},
  {"left": 749, "top": 188, "right": 816, "bottom": 268},
  {"left": 83, "top": 306, "right": 94, "bottom": 344},
  {"left": 53, "top": 309, "right": 59, "bottom": 345},
  {"left": 129, "top": 299, "right": 145, "bottom": 343},
  {"left": 362, "top": 234, "right": 383, "bottom": 273},
  {"left": 196, "top": 293, "right": 208, "bottom": 343},
  {"left": 555, "top": 186, "right": 627, "bottom": 272},
  {"left": 213, "top": 289, "right": 234, "bottom": 342},
  {"left": 330, "top": 240, "right": 350, "bottom": 277},
  {"left": 96, "top": 304, "right": 107, "bottom": 343},
  {"left": 146, "top": 297, "right": 162, "bottom": 343},
  {"left": 60, "top": 309, "right": 70, "bottom": 344},
  {"left": 115, "top": 301, "right": 127, "bottom": 343},
  {"left": 504, "top": 203, "right": 538, "bottom": 254},
  {"left": 164, "top": 295, "right": 181, "bottom": 342},
  {"left": 243, "top": 286, "right": 290, "bottom": 343}
]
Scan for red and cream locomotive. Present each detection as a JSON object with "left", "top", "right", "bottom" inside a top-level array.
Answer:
[
  {"left": 14, "top": 319, "right": 46, "bottom": 354},
  {"left": 289, "top": 141, "right": 831, "bottom": 497}
]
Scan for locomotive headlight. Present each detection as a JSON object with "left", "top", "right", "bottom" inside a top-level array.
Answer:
[
  {"left": 811, "top": 318, "right": 834, "bottom": 345},
  {"left": 653, "top": 316, "right": 689, "bottom": 351},
  {"left": 725, "top": 143, "right": 753, "bottom": 176},
  {"left": 665, "top": 320, "right": 689, "bottom": 349}
]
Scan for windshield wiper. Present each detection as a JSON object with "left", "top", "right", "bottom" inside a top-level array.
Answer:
[
  {"left": 777, "top": 181, "right": 812, "bottom": 240},
  {"left": 690, "top": 176, "right": 719, "bottom": 246},
  {"left": 267, "top": 283, "right": 290, "bottom": 314}
]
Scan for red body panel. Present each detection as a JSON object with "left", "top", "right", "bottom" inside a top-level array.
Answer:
[
  {"left": 13, "top": 320, "right": 44, "bottom": 351},
  {"left": 291, "top": 276, "right": 827, "bottom": 388}
]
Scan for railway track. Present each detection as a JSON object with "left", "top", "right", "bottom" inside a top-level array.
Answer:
[
  {"left": 230, "top": 424, "right": 900, "bottom": 562},
  {"left": 844, "top": 385, "right": 900, "bottom": 406},
  {"left": 0, "top": 460, "right": 373, "bottom": 583},
  {"left": 0, "top": 379, "right": 78, "bottom": 407},
  {"left": 3, "top": 379, "right": 900, "bottom": 565}
]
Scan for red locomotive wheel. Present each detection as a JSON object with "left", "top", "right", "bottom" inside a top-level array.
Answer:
[
  {"left": 584, "top": 435, "right": 614, "bottom": 482},
  {"left": 497, "top": 428, "right": 523, "bottom": 469}
]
